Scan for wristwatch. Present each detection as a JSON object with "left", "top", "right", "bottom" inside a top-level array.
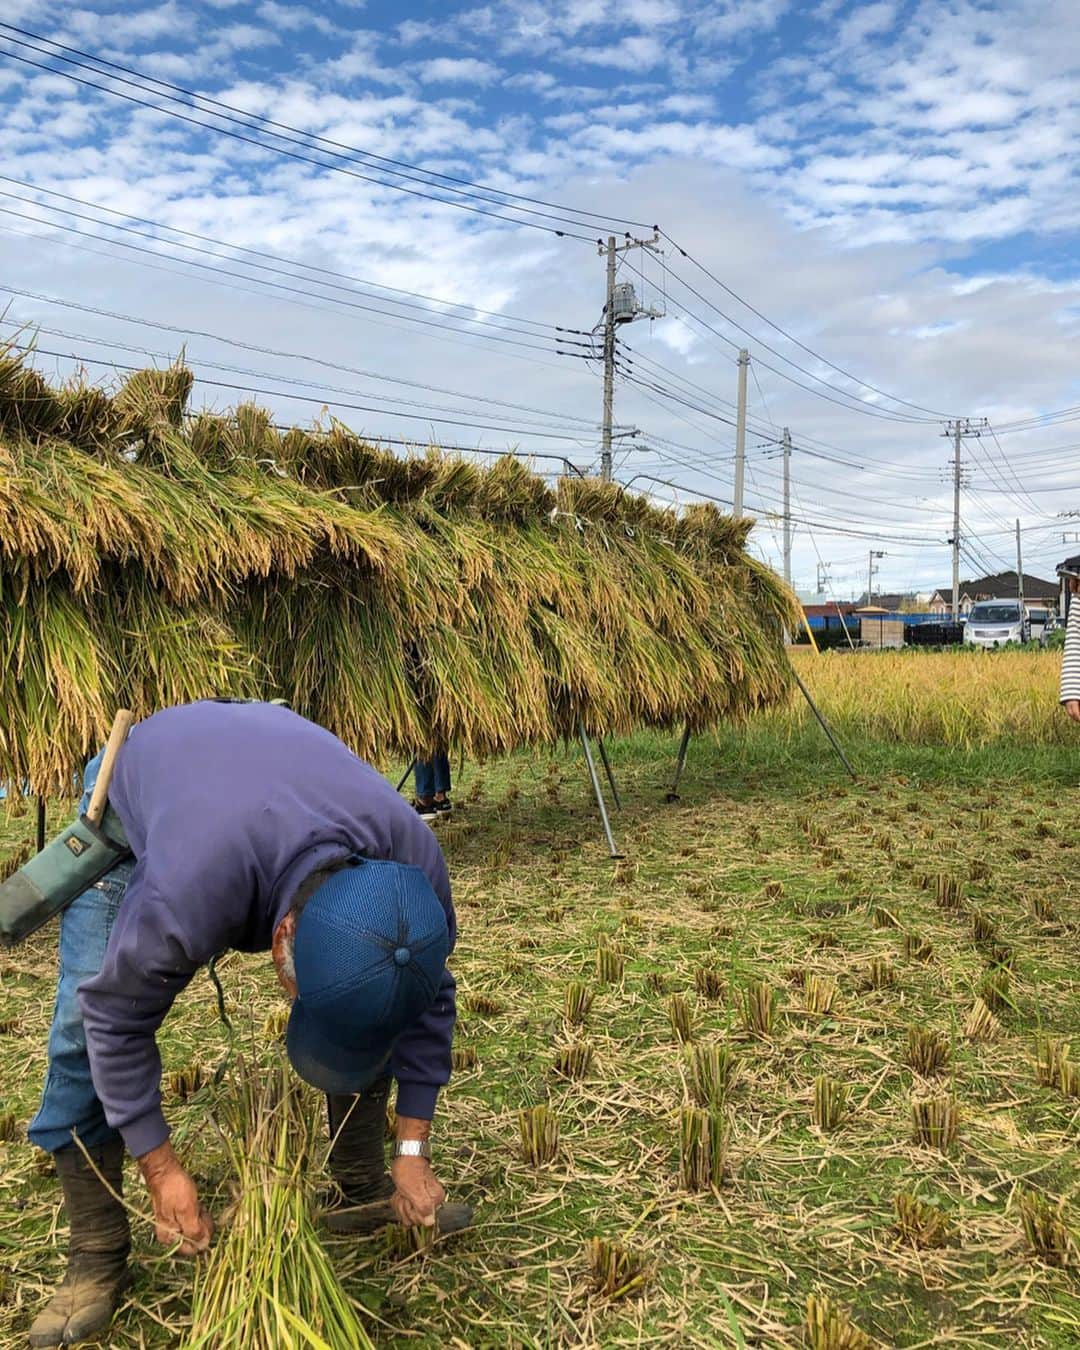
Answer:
[{"left": 392, "top": 1138, "right": 431, "bottom": 1160}]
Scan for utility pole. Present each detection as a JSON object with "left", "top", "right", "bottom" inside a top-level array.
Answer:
[
  {"left": 942, "top": 418, "right": 986, "bottom": 620},
  {"left": 950, "top": 421, "right": 962, "bottom": 621},
  {"left": 816, "top": 561, "right": 832, "bottom": 596},
  {"left": 597, "top": 231, "right": 662, "bottom": 483},
  {"left": 781, "top": 426, "right": 792, "bottom": 587},
  {"left": 733, "top": 349, "right": 749, "bottom": 517},
  {"left": 600, "top": 237, "right": 617, "bottom": 483},
  {"left": 1016, "top": 519, "right": 1024, "bottom": 613},
  {"left": 868, "top": 549, "right": 885, "bottom": 603}
]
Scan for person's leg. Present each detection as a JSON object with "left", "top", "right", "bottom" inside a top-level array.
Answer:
[
  {"left": 433, "top": 753, "right": 452, "bottom": 799},
  {"left": 414, "top": 758, "right": 435, "bottom": 803},
  {"left": 323, "top": 1078, "right": 394, "bottom": 1231},
  {"left": 323, "top": 1077, "right": 473, "bottom": 1237},
  {"left": 27, "top": 863, "right": 135, "bottom": 1349}
]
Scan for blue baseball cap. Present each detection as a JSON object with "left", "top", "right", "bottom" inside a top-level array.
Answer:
[{"left": 285, "top": 858, "right": 449, "bottom": 1095}]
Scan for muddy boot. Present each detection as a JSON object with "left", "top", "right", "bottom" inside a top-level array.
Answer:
[
  {"left": 28, "top": 1140, "right": 131, "bottom": 1348},
  {"left": 323, "top": 1080, "right": 395, "bottom": 1233}
]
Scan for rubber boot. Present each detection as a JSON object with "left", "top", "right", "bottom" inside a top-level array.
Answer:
[
  {"left": 323, "top": 1082, "right": 473, "bottom": 1237},
  {"left": 28, "top": 1140, "right": 131, "bottom": 1348},
  {"left": 323, "top": 1079, "right": 395, "bottom": 1232}
]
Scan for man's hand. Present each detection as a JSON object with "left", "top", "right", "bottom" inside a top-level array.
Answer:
[
  {"left": 390, "top": 1155, "right": 446, "bottom": 1227},
  {"left": 137, "top": 1140, "right": 214, "bottom": 1256},
  {"left": 1066, "top": 699, "right": 1080, "bottom": 723}
]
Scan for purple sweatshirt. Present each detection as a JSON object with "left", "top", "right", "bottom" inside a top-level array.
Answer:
[{"left": 78, "top": 701, "right": 456, "bottom": 1159}]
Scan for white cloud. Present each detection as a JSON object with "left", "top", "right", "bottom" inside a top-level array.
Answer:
[
  {"left": 256, "top": 2, "right": 340, "bottom": 36},
  {"left": 414, "top": 57, "right": 501, "bottom": 85},
  {"left": 566, "top": 34, "right": 667, "bottom": 71}
]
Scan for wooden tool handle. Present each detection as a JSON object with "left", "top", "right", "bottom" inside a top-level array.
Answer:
[{"left": 85, "top": 710, "right": 135, "bottom": 827}]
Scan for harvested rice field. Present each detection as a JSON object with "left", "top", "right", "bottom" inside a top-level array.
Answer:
[{"left": 1, "top": 715, "right": 1079, "bottom": 1347}]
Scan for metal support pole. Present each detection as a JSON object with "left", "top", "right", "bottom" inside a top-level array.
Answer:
[
  {"left": 595, "top": 737, "right": 622, "bottom": 810},
  {"left": 790, "top": 666, "right": 857, "bottom": 781},
  {"left": 396, "top": 759, "right": 417, "bottom": 793},
  {"left": 665, "top": 723, "right": 692, "bottom": 802},
  {"left": 579, "top": 725, "right": 623, "bottom": 858},
  {"left": 36, "top": 795, "right": 46, "bottom": 853}
]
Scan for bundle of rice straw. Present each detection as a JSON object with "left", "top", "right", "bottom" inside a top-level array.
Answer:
[{"left": 183, "top": 1054, "right": 374, "bottom": 1349}]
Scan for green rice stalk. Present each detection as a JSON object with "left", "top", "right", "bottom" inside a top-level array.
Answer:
[
  {"left": 519, "top": 1105, "right": 559, "bottom": 1166},
  {"left": 685, "top": 1043, "right": 738, "bottom": 1107},
  {"left": 678, "top": 1105, "right": 727, "bottom": 1191},
  {"left": 1017, "top": 1190, "right": 1076, "bottom": 1266},
  {"left": 742, "top": 981, "right": 775, "bottom": 1037},
  {"left": 564, "top": 982, "right": 594, "bottom": 1026},
  {"left": 585, "top": 1237, "right": 651, "bottom": 1300},
  {"left": 894, "top": 1192, "right": 951, "bottom": 1249},
  {"left": 812, "top": 1076, "right": 849, "bottom": 1131},
  {"left": 911, "top": 1094, "right": 958, "bottom": 1151},
  {"left": 805, "top": 1292, "right": 875, "bottom": 1349}
]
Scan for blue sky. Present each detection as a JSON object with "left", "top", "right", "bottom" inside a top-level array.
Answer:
[{"left": 0, "top": 0, "right": 1077, "bottom": 595}]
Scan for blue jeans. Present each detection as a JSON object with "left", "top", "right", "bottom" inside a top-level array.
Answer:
[
  {"left": 28, "top": 749, "right": 131, "bottom": 1154},
  {"left": 27, "top": 860, "right": 135, "bottom": 1154},
  {"left": 414, "top": 754, "right": 451, "bottom": 799}
]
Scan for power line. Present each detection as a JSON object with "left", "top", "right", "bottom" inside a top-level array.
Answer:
[
  {"left": 0, "top": 284, "right": 602, "bottom": 432},
  {"left": 0, "top": 21, "right": 653, "bottom": 236},
  {"left": 0, "top": 191, "right": 593, "bottom": 353},
  {"left": 4, "top": 338, "right": 602, "bottom": 443},
  {"left": 0, "top": 30, "right": 615, "bottom": 243},
  {"left": 0, "top": 176, "right": 575, "bottom": 336},
  {"left": 657, "top": 230, "right": 957, "bottom": 420}
]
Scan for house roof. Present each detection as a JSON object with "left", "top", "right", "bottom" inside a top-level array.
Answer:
[{"left": 937, "top": 571, "right": 1059, "bottom": 602}]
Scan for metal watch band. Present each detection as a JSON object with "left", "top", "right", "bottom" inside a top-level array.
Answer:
[{"left": 392, "top": 1138, "right": 431, "bottom": 1160}]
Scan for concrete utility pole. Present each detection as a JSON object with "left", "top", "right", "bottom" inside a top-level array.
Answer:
[
  {"left": 733, "top": 348, "right": 749, "bottom": 517},
  {"left": 942, "top": 418, "right": 986, "bottom": 621},
  {"left": 868, "top": 549, "right": 885, "bottom": 603},
  {"left": 598, "top": 231, "right": 663, "bottom": 483},
  {"left": 600, "top": 236, "right": 617, "bottom": 483},
  {"left": 816, "top": 561, "right": 832, "bottom": 596},
  {"left": 1016, "top": 519, "right": 1024, "bottom": 612},
  {"left": 950, "top": 420, "right": 963, "bottom": 621},
  {"left": 782, "top": 426, "right": 792, "bottom": 587}
]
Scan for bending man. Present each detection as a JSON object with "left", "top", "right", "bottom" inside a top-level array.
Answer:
[{"left": 27, "top": 699, "right": 465, "bottom": 1347}]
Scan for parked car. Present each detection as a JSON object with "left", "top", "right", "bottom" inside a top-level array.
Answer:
[
  {"left": 1026, "top": 607, "right": 1052, "bottom": 644},
  {"left": 963, "top": 599, "right": 1029, "bottom": 648}
]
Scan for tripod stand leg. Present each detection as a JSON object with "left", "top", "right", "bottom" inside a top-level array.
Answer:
[
  {"left": 665, "top": 724, "right": 692, "bottom": 803},
  {"left": 579, "top": 725, "right": 624, "bottom": 859},
  {"left": 790, "top": 667, "right": 857, "bottom": 781},
  {"left": 595, "top": 737, "right": 622, "bottom": 810}
]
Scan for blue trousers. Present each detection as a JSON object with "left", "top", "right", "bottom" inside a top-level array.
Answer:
[
  {"left": 414, "top": 753, "right": 451, "bottom": 799},
  {"left": 28, "top": 747, "right": 132, "bottom": 1154},
  {"left": 27, "top": 860, "right": 135, "bottom": 1154}
]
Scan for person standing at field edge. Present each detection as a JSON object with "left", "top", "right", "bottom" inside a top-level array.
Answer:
[
  {"left": 25, "top": 700, "right": 471, "bottom": 1349},
  {"left": 413, "top": 749, "right": 453, "bottom": 820},
  {"left": 1060, "top": 554, "right": 1080, "bottom": 722}
]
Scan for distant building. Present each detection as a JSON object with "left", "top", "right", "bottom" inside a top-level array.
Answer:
[{"left": 928, "top": 571, "right": 1060, "bottom": 616}]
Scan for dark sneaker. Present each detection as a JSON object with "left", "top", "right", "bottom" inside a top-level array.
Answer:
[
  {"left": 414, "top": 800, "right": 438, "bottom": 821},
  {"left": 433, "top": 798, "right": 453, "bottom": 815}
]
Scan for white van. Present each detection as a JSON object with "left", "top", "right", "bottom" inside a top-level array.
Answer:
[{"left": 963, "top": 599, "right": 1028, "bottom": 648}]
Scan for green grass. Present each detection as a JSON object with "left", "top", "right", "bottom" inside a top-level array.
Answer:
[{"left": 1, "top": 724, "right": 1078, "bottom": 1347}]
